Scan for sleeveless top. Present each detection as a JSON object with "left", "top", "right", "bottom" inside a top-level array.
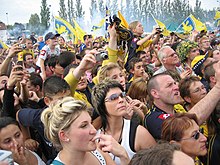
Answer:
[
  {"left": 52, "top": 150, "right": 106, "bottom": 165},
  {"left": 97, "top": 119, "right": 136, "bottom": 165}
]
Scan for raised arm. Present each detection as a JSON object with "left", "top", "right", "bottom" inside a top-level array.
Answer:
[{"left": 190, "top": 60, "right": 220, "bottom": 125}]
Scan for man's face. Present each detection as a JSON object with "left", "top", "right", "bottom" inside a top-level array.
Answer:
[
  {"left": 200, "top": 39, "right": 210, "bottom": 50},
  {"left": 26, "top": 40, "right": 33, "bottom": 49},
  {"left": 140, "top": 52, "right": 151, "bottom": 64},
  {"left": 24, "top": 54, "right": 34, "bottom": 67},
  {"left": 162, "top": 47, "right": 180, "bottom": 66},
  {"left": 155, "top": 75, "right": 182, "bottom": 105},
  {"left": 131, "top": 61, "right": 145, "bottom": 78}
]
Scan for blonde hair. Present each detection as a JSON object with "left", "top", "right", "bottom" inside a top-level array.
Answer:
[
  {"left": 128, "top": 21, "right": 139, "bottom": 32},
  {"left": 41, "top": 97, "right": 88, "bottom": 148},
  {"left": 98, "top": 63, "right": 122, "bottom": 83}
]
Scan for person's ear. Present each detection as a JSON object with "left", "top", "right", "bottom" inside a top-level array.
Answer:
[
  {"left": 59, "top": 130, "right": 70, "bottom": 143},
  {"left": 150, "top": 89, "right": 160, "bottom": 99},
  {"left": 218, "top": 118, "right": 220, "bottom": 124},
  {"left": 44, "top": 97, "right": 51, "bottom": 106},
  {"left": 210, "top": 75, "right": 217, "bottom": 84}
]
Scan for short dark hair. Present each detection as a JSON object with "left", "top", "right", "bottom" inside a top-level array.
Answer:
[
  {"left": 0, "top": 117, "right": 20, "bottom": 131},
  {"left": 179, "top": 76, "right": 200, "bottom": 100},
  {"left": 29, "top": 72, "right": 43, "bottom": 90},
  {"left": 128, "top": 57, "right": 142, "bottom": 71},
  {"left": 63, "top": 63, "right": 78, "bottom": 77},
  {"left": 23, "top": 53, "right": 33, "bottom": 61},
  {"left": 43, "top": 75, "right": 70, "bottom": 98},
  {"left": 48, "top": 56, "right": 59, "bottom": 68},
  {"left": 204, "top": 61, "right": 217, "bottom": 83},
  {"left": 58, "top": 51, "right": 76, "bottom": 68},
  {"left": 92, "top": 79, "right": 124, "bottom": 130},
  {"left": 136, "top": 51, "right": 146, "bottom": 58}
]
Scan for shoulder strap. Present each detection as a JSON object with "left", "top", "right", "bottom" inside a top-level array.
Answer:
[
  {"left": 129, "top": 119, "right": 139, "bottom": 152},
  {"left": 51, "top": 160, "right": 65, "bottom": 165}
]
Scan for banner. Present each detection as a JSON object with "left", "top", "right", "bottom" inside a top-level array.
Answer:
[{"left": 176, "top": 14, "right": 207, "bottom": 33}]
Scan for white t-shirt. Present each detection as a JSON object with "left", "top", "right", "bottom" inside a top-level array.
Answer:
[{"left": 36, "top": 45, "right": 60, "bottom": 67}]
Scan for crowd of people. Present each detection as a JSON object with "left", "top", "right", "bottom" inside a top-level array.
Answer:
[{"left": 0, "top": 18, "right": 220, "bottom": 165}]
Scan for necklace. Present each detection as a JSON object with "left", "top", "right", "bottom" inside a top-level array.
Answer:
[{"left": 102, "top": 120, "right": 124, "bottom": 161}]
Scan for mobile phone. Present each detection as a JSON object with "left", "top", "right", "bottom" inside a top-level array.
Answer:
[{"left": 16, "top": 61, "right": 23, "bottom": 71}]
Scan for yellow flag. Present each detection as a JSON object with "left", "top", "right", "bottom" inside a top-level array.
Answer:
[
  {"left": 118, "top": 11, "right": 129, "bottom": 28},
  {"left": 214, "top": 11, "right": 220, "bottom": 20},
  {"left": 155, "top": 19, "right": 171, "bottom": 36},
  {"left": 72, "top": 19, "right": 87, "bottom": 44}
]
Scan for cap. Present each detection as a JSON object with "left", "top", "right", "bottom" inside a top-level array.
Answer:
[
  {"left": 44, "top": 32, "right": 60, "bottom": 41},
  {"left": 191, "top": 54, "right": 208, "bottom": 76}
]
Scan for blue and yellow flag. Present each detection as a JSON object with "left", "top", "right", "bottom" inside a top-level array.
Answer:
[
  {"left": 154, "top": 19, "right": 171, "bottom": 36},
  {"left": 118, "top": 11, "right": 129, "bottom": 28},
  {"left": 54, "top": 16, "right": 76, "bottom": 38},
  {"left": 72, "top": 19, "right": 86, "bottom": 43},
  {"left": 91, "top": 18, "right": 105, "bottom": 31},
  {"left": 0, "top": 40, "right": 9, "bottom": 49},
  {"left": 214, "top": 11, "right": 220, "bottom": 26},
  {"left": 176, "top": 14, "right": 207, "bottom": 33}
]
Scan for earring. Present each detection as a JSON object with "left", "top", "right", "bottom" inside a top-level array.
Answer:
[{"left": 66, "top": 138, "right": 70, "bottom": 142}]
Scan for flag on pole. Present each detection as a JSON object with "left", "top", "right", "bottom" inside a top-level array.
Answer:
[
  {"left": 214, "top": 11, "right": 220, "bottom": 26},
  {"left": 54, "top": 16, "right": 76, "bottom": 37},
  {"left": 72, "top": 19, "right": 86, "bottom": 43},
  {"left": 118, "top": 11, "right": 129, "bottom": 28},
  {"left": 91, "top": 18, "right": 105, "bottom": 31},
  {"left": 154, "top": 19, "right": 171, "bottom": 36},
  {"left": 176, "top": 14, "right": 207, "bottom": 33}
]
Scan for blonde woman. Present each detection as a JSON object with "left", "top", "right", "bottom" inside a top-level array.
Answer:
[{"left": 41, "top": 97, "right": 129, "bottom": 165}]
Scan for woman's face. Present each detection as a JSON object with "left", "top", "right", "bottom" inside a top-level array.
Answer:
[
  {"left": 108, "top": 68, "right": 126, "bottom": 90},
  {"left": 179, "top": 120, "right": 207, "bottom": 158},
  {"left": 0, "top": 124, "right": 24, "bottom": 151},
  {"left": 104, "top": 87, "right": 127, "bottom": 117},
  {"left": 189, "top": 47, "right": 200, "bottom": 61},
  {"left": 64, "top": 111, "right": 97, "bottom": 152}
]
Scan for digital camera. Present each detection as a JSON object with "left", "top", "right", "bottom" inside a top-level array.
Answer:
[
  {"left": 95, "top": 51, "right": 109, "bottom": 62},
  {"left": 0, "top": 150, "right": 14, "bottom": 165}
]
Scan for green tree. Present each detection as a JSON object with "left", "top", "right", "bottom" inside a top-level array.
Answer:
[
  {"left": 67, "top": 0, "right": 75, "bottom": 24},
  {"left": 40, "top": 0, "right": 50, "bottom": 30},
  {"left": 75, "top": 0, "right": 85, "bottom": 18},
  {"left": 59, "top": 0, "right": 67, "bottom": 20},
  {"left": 90, "top": 0, "right": 97, "bottom": 19},
  {"left": 27, "top": 14, "right": 41, "bottom": 34}
]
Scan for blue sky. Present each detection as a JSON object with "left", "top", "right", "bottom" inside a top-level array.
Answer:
[{"left": 0, "top": 0, "right": 219, "bottom": 25}]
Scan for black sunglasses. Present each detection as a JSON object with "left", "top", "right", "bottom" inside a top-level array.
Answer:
[
  {"left": 105, "top": 92, "right": 126, "bottom": 102},
  {"left": 181, "top": 128, "right": 204, "bottom": 141}
]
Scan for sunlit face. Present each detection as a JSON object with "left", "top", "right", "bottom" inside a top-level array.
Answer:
[
  {"left": 131, "top": 61, "right": 145, "bottom": 79},
  {"left": 134, "top": 22, "right": 144, "bottom": 36},
  {"left": 76, "top": 74, "right": 88, "bottom": 91},
  {"left": 213, "top": 49, "right": 220, "bottom": 61},
  {"left": 187, "top": 81, "right": 207, "bottom": 106},
  {"left": 48, "top": 37, "right": 58, "bottom": 47},
  {"left": 26, "top": 40, "right": 33, "bottom": 49},
  {"left": 108, "top": 68, "right": 126, "bottom": 90},
  {"left": 140, "top": 52, "right": 151, "bottom": 64},
  {"left": 64, "top": 111, "right": 97, "bottom": 151},
  {"left": 189, "top": 47, "right": 200, "bottom": 61},
  {"left": 24, "top": 54, "right": 34, "bottom": 67},
  {"left": 0, "top": 124, "right": 24, "bottom": 152},
  {"left": 58, "top": 37, "right": 65, "bottom": 46},
  {"left": 200, "top": 39, "right": 210, "bottom": 50},
  {"left": 162, "top": 47, "right": 180, "bottom": 66},
  {"left": 179, "top": 120, "right": 207, "bottom": 158},
  {"left": 155, "top": 75, "right": 182, "bottom": 105},
  {"left": 104, "top": 88, "right": 127, "bottom": 117}
]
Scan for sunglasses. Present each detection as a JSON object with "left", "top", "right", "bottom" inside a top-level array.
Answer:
[
  {"left": 105, "top": 92, "right": 126, "bottom": 102},
  {"left": 181, "top": 128, "right": 204, "bottom": 141}
]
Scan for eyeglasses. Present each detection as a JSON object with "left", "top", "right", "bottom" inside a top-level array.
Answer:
[
  {"left": 105, "top": 92, "right": 126, "bottom": 102},
  {"left": 181, "top": 128, "right": 204, "bottom": 141}
]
